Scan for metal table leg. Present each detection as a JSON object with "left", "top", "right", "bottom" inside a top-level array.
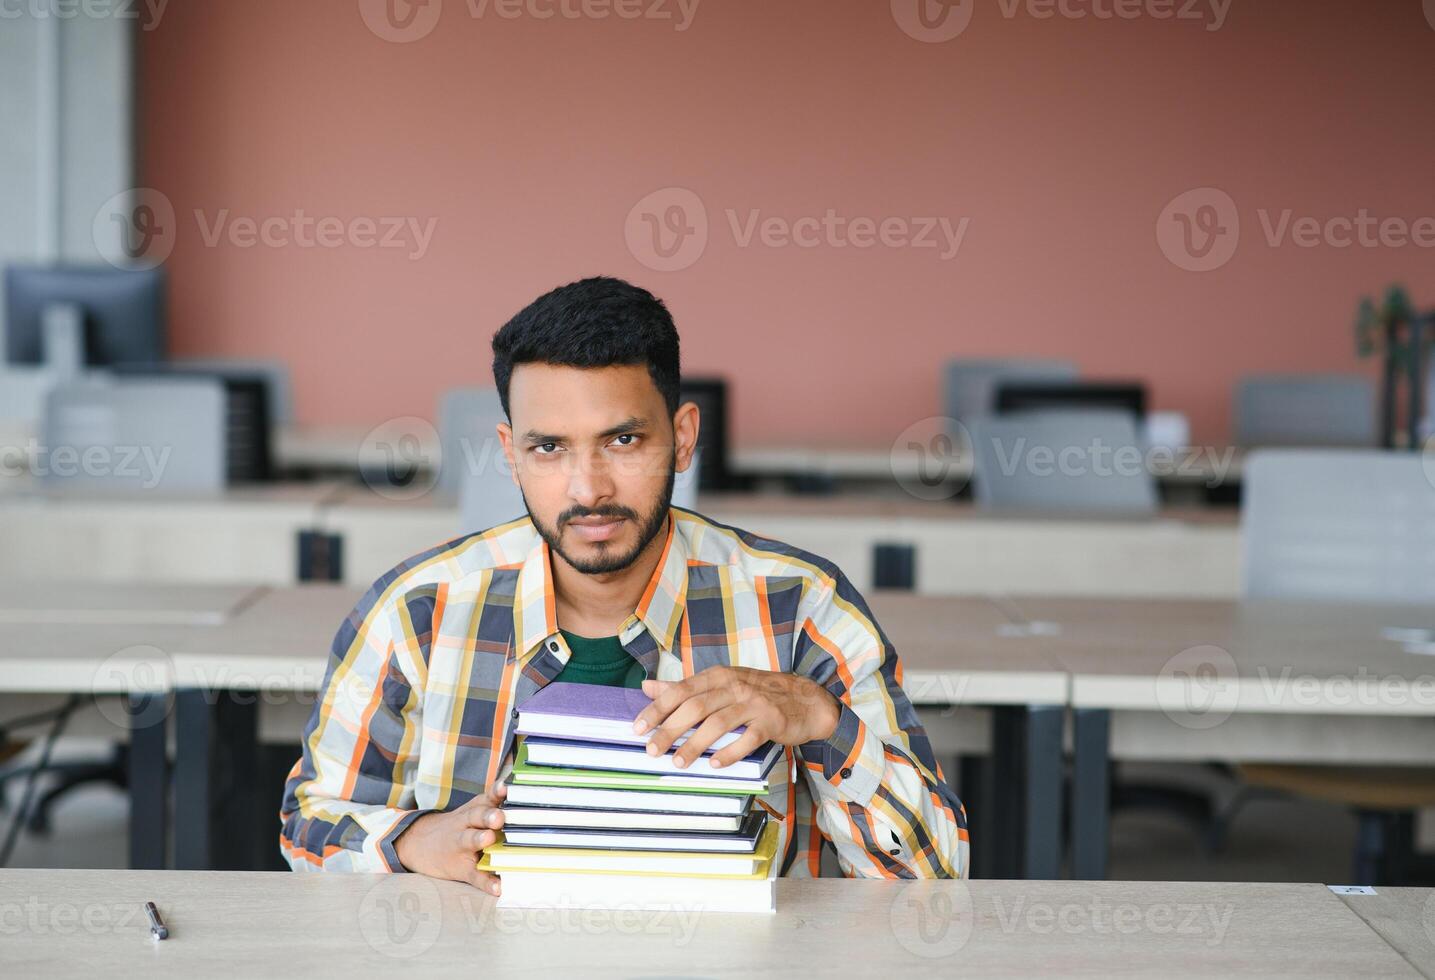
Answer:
[{"left": 1071, "top": 707, "right": 1111, "bottom": 880}]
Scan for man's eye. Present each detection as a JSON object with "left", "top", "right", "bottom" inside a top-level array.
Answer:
[
  {"left": 613, "top": 434, "right": 638, "bottom": 447},
  {"left": 534, "top": 443, "right": 559, "bottom": 455}
]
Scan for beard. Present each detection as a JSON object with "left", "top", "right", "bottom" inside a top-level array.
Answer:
[{"left": 522, "top": 455, "right": 676, "bottom": 575}]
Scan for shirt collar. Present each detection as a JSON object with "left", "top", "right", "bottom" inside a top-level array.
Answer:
[{"left": 513, "top": 512, "right": 689, "bottom": 662}]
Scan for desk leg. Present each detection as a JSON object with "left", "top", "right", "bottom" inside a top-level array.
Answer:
[
  {"left": 1071, "top": 707, "right": 1111, "bottom": 880},
  {"left": 125, "top": 692, "right": 168, "bottom": 870},
  {"left": 989, "top": 705, "right": 1063, "bottom": 880},
  {"left": 174, "top": 689, "right": 260, "bottom": 870}
]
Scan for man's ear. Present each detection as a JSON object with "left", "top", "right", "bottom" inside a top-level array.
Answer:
[
  {"left": 496, "top": 421, "right": 519, "bottom": 487},
  {"left": 673, "top": 401, "right": 701, "bottom": 472}
]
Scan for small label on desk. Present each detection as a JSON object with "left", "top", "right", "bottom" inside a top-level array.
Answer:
[{"left": 1328, "top": 885, "right": 1377, "bottom": 896}]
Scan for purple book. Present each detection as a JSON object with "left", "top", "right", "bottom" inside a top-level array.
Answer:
[{"left": 515, "top": 682, "right": 747, "bottom": 753}]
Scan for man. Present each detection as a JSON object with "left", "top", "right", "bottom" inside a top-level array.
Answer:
[{"left": 280, "top": 277, "right": 968, "bottom": 889}]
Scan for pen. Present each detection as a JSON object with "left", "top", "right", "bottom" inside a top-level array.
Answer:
[{"left": 144, "top": 901, "right": 168, "bottom": 941}]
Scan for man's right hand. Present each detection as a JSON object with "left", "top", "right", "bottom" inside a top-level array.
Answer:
[{"left": 393, "top": 783, "right": 507, "bottom": 894}]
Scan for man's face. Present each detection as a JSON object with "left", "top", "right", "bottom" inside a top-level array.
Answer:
[{"left": 497, "top": 363, "right": 699, "bottom": 576}]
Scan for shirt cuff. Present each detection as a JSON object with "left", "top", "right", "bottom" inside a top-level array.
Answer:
[
  {"left": 377, "top": 808, "right": 432, "bottom": 872},
  {"left": 797, "top": 701, "right": 882, "bottom": 808}
]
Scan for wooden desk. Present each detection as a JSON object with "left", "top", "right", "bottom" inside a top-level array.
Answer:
[
  {"left": 319, "top": 486, "right": 1242, "bottom": 599},
  {"left": 995, "top": 596, "right": 1435, "bottom": 880},
  {"left": 0, "top": 483, "right": 344, "bottom": 585},
  {"left": 161, "top": 587, "right": 1069, "bottom": 879},
  {"left": 0, "top": 583, "right": 262, "bottom": 626},
  {"left": 0, "top": 871, "right": 1415, "bottom": 977},
  {"left": 1338, "top": 887, "right": 1435, "bottom": 978}
]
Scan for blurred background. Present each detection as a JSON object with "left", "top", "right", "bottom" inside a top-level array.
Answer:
[{"left": 1, "top": 0, "right": 1433, "bottom": 885}]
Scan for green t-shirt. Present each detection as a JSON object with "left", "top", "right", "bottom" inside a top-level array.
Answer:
[{"left": 553, "top": 629, "right": 646, "bottom": 689}]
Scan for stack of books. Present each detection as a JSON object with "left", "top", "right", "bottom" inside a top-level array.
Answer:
[{"left": 479, "top": 682, "right": 783, "bottom": 913}]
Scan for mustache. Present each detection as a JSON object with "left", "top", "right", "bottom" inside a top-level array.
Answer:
[{"left": 560, "top": 504, "right": 639, "bottom": 524}]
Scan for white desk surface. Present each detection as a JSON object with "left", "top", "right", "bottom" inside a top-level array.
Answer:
[
  {"left": 1000, "top": 596, "right": 1435, "bottom": 717},
  {"left": 1339, "top": 887, "right": 1435, "bottom": 979},
  {"left": 0, "top": 871, "right": 1415, "bottom": 978},
  {"left": 274, "top": 423, "right": 1246, "bottom": 487},
  {"left": 0, "top": 583, "right": 263, "bottom": 626}
]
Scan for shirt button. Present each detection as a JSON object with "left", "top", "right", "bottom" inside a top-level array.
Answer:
[
  {"left": 839, "top": 767, "right": 852, "bottom": 779},
  {"left": 548, "top": 641, "right": 559, "bottom": 652},
  {"left": 511, "top": 708, "right": 519, "bottom": 720}
]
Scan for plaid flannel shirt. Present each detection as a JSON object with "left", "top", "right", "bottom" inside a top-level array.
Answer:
[{"left": 280, "top": 507, "right": 969, "bottom": 878}]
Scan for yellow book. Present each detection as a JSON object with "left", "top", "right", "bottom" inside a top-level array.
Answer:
[{"left": 479, "top": 820, "right": 777, "bottom": 879}]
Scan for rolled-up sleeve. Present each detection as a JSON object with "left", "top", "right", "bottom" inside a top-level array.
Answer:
[{"left": 793, "top": 572, "right": 969, "bottom": 878}]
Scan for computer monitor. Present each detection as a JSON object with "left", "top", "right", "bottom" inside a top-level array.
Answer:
[
  {"left": 4, "top": 264, "right": 166, "bottom": 367},
  {"left": 679, "top": 376, "right": 731, "bottom": 491},
  {"left": 112, "top": 365, "right": 275, "bottom": 484},
  {"left": 995, "top": 381, "right": 1147, "bottom": 422}
]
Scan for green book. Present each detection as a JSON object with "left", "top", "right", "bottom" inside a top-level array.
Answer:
[{"left": 509, "top": 741, "right": 770, "bottom": 795}]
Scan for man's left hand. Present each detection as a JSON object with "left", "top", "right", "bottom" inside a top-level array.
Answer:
[{"left": 634, "top": 667, "right": 841, "bottom": 770}]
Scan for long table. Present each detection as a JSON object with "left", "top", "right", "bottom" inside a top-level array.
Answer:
[
  {"left": 992, "top": 596, "right": 1435, "bottom": 880},
  {"left": 317, "top": 487, "right": 1243, "bottom": 598},
  {"left": 0, "top": 871, "right": 1418, "bottom": 977}
]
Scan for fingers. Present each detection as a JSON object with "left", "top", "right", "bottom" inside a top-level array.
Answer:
[
  {"left": 634, "top": 670, "right": 721, "bottom": 736},
  {"left": 709, "top": 727, "right": 766, "bottom": 770},
  {"left": 463, "top": 802, "right": 505, "bottom": 831},
  {"left": 458, "top": 827, "right": 499, "bottom": 853},
  {"left": 673, "top": 704, "right": 750, "bottom": 769},
  {"left": 644, "top": 687, "right": 735, "bottom": 757},
  {"left": 466, "top": 868, "right": 502, "bottom": 896}
]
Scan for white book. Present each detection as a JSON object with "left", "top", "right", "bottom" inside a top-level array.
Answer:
[
  {"left": 523, "top": 737, "right": 783, "bottom": 781},
  {"left": 501, "top": 806, "right": 746, "bottom": 833},
  {"left": 495, "top": 866, "right": 777, "bottom": 915},
  {"left": 505, "top": 783, "right": 751, "bottom": 816},
  {"left": 485, "top": 846, "right": 763, "bottom": 876}
]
